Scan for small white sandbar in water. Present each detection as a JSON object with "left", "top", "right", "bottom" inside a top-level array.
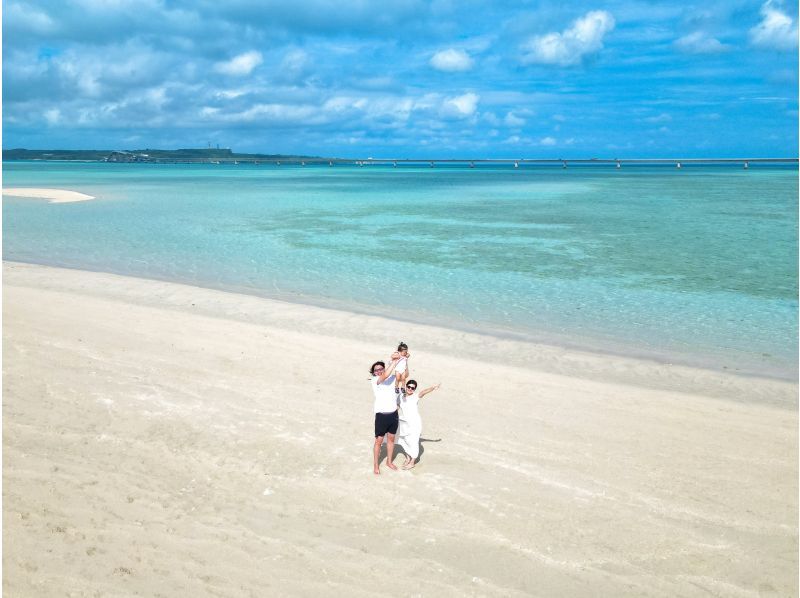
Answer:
[{"left": 3, "top": 187, "right": 96, "bottom": 203}]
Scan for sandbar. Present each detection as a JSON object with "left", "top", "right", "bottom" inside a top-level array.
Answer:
[
  {"left": 3, "top": 261, "right": 797, "bottom": 596},
  {"left": 3, "top": 187, "right": 96, "bottom": 203}
]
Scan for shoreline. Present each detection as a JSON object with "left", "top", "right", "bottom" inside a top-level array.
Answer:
[
  {"left": 180, "top": 272, "right": 798, "bottom": 385},
  {"left": 4, "top": 260, "right": 797, "bottom": 596},
  {"left": 5, "top": 259, "right": 797, "bottom": 398},
  {"left": 3, "top": 187, "right": 96, "bottom": 202}
]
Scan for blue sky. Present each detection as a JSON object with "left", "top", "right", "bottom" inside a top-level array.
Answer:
[{"left": 3, "top": 0, "right": 798, "bottom": 157}]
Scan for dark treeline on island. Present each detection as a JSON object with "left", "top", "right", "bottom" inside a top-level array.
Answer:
[
  {"left": 3, "top": 148, "right": 324, "bottom": 164},
  {"left": 6, "top": 148, "right": 797, "bottom": 168}
]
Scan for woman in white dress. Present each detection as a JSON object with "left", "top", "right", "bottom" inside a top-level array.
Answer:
[{"left": 396, "top": 380, "right": 441, "bottom": 469}]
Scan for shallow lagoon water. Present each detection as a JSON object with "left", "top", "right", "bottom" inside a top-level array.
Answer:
[{"left": 3, "top": 161, "right": 797, "bottom": 378}]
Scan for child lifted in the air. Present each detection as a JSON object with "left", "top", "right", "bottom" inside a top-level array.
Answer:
[{"left": 394, "top": 341, "right": 410, "bottom": 396}]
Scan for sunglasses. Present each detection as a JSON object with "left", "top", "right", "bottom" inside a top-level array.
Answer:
[{"left": 406, "top": 386, "right": 416, "bottom": 391}]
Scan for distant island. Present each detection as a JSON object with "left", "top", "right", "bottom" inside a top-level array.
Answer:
[
  {"left": 3, "top": 148, "right": 797, "bottom": 167},
  {"left": 2, "top": 148, "right": 324, "bottom": 164}
]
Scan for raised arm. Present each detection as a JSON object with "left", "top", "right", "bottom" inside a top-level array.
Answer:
[
  {"left": 418, "top": 383, "right": 441, "bottom": 399},
  {"left": 376, "top": 352, "right": 402, "bottom": 384}
]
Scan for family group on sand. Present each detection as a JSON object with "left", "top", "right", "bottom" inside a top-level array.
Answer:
[{"left": 369, "top": 342, "right": 441, "bottom": 474}]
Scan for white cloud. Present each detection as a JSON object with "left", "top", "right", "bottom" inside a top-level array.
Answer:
[
  {"left": 521, "top": 11, "right": 615, "bottom": 66},
  {"left": 47, "top": 43, "right": 172, "bottom": 100},
  {"left": 321, "top": 95, "right": 414, "bottom": 124},
  {"left": 323, "top": 96, "right": 368, "bottom": 113},
  {"left": 540, "top": 136, "right": 557, "bottom": 146},
  {"left": 277, "top": 49, "right": 311, "bottom": 83},
  {"left": 411, "top": 93, "right": 442, "bottom": 112},
  {"left": 441, "top": 92, "right": 479, "bottom": 118},
  {"left": 282, "top": 49, "right": 308, "bottom": 72},
  {"left": 482, "top": 112, "right": 501, "bottom": 126},
  {"left": 750, "top": 1, "right": 798, "bottom": 51},
  {"left": 225, "top": 103, "right": 319, "bottom": 124},
  {"left": 6, "top": 1, "right": 57, "bottom": 34},
  {"left": 216, "top": 89, "right": 248, "bottom": 100},
  {"left": 645, "top": 113, "right": 672, "bottom": 123},
  {"left": 675, "top": 31, "right": 730, "bottom": 54},
  {"left": 459, "top": 34, "right": 495, "bottom": 53},
  {"left": 57, "top": 56, "right": 102, "bottom": 96},
  {"left": 430, "top": 48, "right": 474, "bottom": 72},
  {"left": 214, "top": 51, "right": 263, "bottom": 76},
  {"left": 44, "top": 108, "right": 61, "bottom": 125},
  {"left": 504, "top": 111, "right": 525, "bottom": 127}
]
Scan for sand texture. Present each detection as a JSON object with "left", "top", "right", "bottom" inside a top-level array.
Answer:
[
  {"left": 3, "top": 188, "right": 96, "bottom": 203},
  {"left": 3, "top": 261, "right": 797, "bottom": 597}
]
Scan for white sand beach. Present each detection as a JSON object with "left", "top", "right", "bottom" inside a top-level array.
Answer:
[
  {"left": 3, "top": 261, "right": 797, "bottom": 596},
  {"left": 3, "top": 188, "right": 96, "bottom": 203}
]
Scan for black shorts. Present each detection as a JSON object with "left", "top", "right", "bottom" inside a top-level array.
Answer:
[{"left": 374, "top": 411, "right": 399, "bottom": 437}]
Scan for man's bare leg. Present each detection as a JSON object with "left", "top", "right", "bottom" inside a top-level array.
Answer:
[
  {"left": 373, "top": 436, "right": 384, "bottom": 474},
  {"left": 385, "top": 433, "right": 398, "bottom": 470}
]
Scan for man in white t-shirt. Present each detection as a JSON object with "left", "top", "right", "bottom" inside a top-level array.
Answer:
[{"left": 370, "top": 352, "right": 402, "bottom": 475}]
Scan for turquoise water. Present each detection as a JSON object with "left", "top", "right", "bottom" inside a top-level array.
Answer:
[{"left": 3, "top": 161, "right": 798, "bottom": 378}]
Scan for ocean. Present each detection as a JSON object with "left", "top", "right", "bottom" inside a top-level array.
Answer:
[{"left": 3, "top": 161, "right": 797, "bottom": 378}]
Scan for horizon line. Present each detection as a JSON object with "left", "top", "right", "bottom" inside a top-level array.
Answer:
[{"left": 3, "top": 148, "right": 798, "bottom": 162}]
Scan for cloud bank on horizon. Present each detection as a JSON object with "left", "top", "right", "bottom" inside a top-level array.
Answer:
[{"left": 3, "top": 0, "right": 798, "bottom": 157}]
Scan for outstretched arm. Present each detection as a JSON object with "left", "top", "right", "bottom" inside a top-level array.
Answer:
[
  {"left": 418, "top": 383, "right": 441, "bottom": 399},
  {"left": 376, "top": 352, "right": 402, "bottom": 384}
]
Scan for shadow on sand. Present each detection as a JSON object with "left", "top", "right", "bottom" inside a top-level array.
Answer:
[{"left": 382, "top": 436, "right": 442, "bottom": 467}]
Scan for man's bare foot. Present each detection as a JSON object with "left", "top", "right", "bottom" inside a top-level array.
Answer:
[
  {"left": 402, "top": 462, "right": 416, "bottom": 470},
  {"left": 373, "top": 467, "right": 381, "bottom": 475},
  {"left": 386, "top": 463, "right": 398, "bottom": 471}
]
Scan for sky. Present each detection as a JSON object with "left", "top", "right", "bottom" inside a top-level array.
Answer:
[{"left": 3, "top": 0, "right": 798, "bottom": 158}]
